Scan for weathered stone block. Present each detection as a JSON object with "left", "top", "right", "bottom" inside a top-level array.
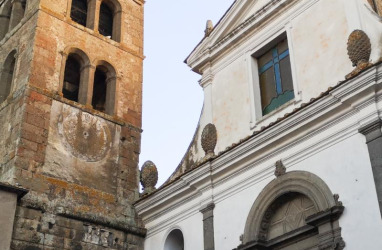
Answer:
[
  {"left": 15, "top": 206, "right": 43, "bottom": 221},
  {"left": 43, "top": 234, "right": 64, "bottom": 247}
]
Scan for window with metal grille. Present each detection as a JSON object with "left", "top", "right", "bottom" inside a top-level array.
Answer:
[
  {"left": 63, "top": 55, "right": 81, "bottom": 102},
  {"left": 70, "top": 0, "right": 87, "bottom": 26},
  {"left": 98, "top": 2, "right": 113, "bottom": 38},
  {"left": 257, "top": 38, "right": 294, "bottom": 115}
]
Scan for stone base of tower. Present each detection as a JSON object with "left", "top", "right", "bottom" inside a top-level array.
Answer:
[
  {"left": 10, "top": 204, "right": 145, "bottom": 250},
  {"left": 0, "top": 87, "right": 146, "bottom": 250}
]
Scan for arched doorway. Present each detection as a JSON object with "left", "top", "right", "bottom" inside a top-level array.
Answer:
[{"left": 236, "top": 171, "right": 345, "bottom": 250}]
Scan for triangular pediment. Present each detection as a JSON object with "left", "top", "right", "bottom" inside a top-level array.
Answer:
[
  {"left": 210, "top": 0, "right": 271, "bottom": 45},
  {"left": 187, "top": 0, "right": 274, "bottom": 69}
]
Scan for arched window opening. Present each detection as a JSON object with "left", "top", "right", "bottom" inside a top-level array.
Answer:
[
  {"left": 164, "top": 229, "right": 184, "bottom": 250},
  {"left": 7, "top": 0, "right": 27, "bottom": 31},
  {"left": 63, "top": 54, "right": 82, "bottom": 102},
  {"left": 20, "top": 0, "right": 27, "bottom": 16},
  {"left": 0, "top": 50, "right": 17, "bottom": 103},
  {"left": 0, "top": 1, "right": 12, "bottom": 40},
  {"left": 71, "top": 0, "right": 88, "bottom": 26},
  {"left": 98, "top": 2, "right": 113, "bottom": 38},
  {"left": 92, "top": 66, "right": 107, "bottom": 112}
]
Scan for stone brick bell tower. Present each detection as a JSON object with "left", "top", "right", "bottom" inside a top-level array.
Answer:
[{"left": 0, "top": 0, "right": 145, "bottom": 249}]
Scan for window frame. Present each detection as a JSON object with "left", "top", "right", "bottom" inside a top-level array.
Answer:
[
  {"left": 98, "top": 0, "right": 122, "bottom": 42},
  {"left": 62, "top": 53, "right": 83, "bottom": 102},
  {"left": 246, "top": 27, "right": 301, "bottom": 129},
  {"left": 92, "top": 60, "right": 117, "bottom": 115}
]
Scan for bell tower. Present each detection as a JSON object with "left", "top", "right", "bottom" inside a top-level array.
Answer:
[{"left": 0, "top": 0, "right": 145, "bottom": 249}]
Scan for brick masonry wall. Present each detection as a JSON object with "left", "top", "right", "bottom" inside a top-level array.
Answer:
[
  {"left": 31, "top": 0, "right": 144, "bottom": 127},
  {"left": 0, "top": 0, "right": 146, "bottom": 248},
  {"left": 10, "top": 88, "right": 145, "bottom": 249},
  {"left": 0, "top": 10, "right": 38, "bottom": 182}
]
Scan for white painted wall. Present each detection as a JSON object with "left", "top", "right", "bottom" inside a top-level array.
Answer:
[
  {"left": 142, "top": 121, "right": 382, "bottom": 249},
  {"left": 137, "top": 0, "right": 382, "bottom": 249}
]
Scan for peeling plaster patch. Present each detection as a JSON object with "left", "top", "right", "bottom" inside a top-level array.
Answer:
[
  {"left": 58, "top": 106, "right": 111, "bottom": 162},
  {"left": 43, "top": 101, "right": 119, "bottom": 193}
]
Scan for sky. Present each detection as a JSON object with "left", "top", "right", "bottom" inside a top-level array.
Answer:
[{"left": 140, "top": 0, "right": 235, "bottom": 186}]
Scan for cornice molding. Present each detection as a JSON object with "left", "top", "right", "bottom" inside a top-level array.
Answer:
[
  {"left": 136, "top": 65, "right": 382, "bottom": 230},
  {"left": 187, "top": 0, "right": 320, "bottom": 72}
]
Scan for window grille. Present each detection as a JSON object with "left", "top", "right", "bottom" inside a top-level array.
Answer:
[{"left": 257, "top": 39, "right": 294, "bottom": 115}]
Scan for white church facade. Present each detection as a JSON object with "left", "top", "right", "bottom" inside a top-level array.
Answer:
[{"left": 136, "top": 0, "right": 382, "bottom": 249}]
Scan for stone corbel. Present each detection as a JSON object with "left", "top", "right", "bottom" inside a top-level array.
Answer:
[{"left": 306, "top": 205, "right": 345, "bottom": 250}]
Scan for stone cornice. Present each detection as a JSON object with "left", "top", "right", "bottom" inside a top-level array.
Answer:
[
  {"left": 0, "top": 182, "right": 28, "bottom": 199},
  {"left": 187, "top": 0, "right": 320, "bottom": 73}
]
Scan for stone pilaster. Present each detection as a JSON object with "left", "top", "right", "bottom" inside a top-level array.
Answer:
[
  {"left": 200, "top": 203, "right": 215, "bottom": 250},
  {"left": 359, "top": 119, "right": 382, "bottom": 218}
]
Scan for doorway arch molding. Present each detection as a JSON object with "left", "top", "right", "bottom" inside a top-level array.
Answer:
[{"left": 243, "top": 170, "right": 338, "bottom": 244}]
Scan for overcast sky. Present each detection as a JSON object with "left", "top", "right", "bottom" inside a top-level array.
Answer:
[{"left": 140, "top": 0, "right": 234, "bottom": 186}]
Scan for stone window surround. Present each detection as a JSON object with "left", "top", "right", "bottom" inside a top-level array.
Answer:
[
  {"left": 247, "top": 27, "right": 301, "bottom": 129},
  {"left": 236, "top": 171, "right": 345, "bottom": 250},
  {"left": 59, "top": 47, "right": 118, "bottom": 116},
  {"left": 0, "top": 0, "right": 28, "bottom": 41},
  {"left": 67, "top": 0, "right": 122, "bottom": 42}
]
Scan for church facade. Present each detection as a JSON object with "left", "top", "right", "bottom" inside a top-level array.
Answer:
[
  {"left": 0, "top": 0, "right": 145, "bottom": 249},
  {"left": 136, "top": 0, "right": 382, "bottom": 249}
]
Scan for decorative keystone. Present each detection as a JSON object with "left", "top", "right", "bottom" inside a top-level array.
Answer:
[
  {"left": 201, "top": 123, "right": 217, "bottom": 157},
  {"left": 274, "top": 160, "right": 286, "bottom": 177},
  {"left": 140, "top": 161, "right": 158, "bottom": 195},
  {"left": 333, "top": 194, "right": 343, "bottom": 206},
  {"left": 346, "top": 30, "right": 372, "bottom": 79}
]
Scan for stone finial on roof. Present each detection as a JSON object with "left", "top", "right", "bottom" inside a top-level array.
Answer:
[
  {"left": 201, "top": 123, "right": 217, "bottom": 158},
  {"left": 205, "top": 20, "right": 214, "bottom": 37},
  {"left": 140, "top": 161, "right": 158, "bottom": 195},
  {"left": 346, "top": 30, "right": 372, "bottom": 79}
]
